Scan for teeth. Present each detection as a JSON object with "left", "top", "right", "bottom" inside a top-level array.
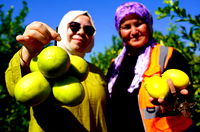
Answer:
[{"left": 131, "top": 38, "right": 138, "bottom": 41}]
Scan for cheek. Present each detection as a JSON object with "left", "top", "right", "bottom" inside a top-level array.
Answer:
[
  {"left": 84, "top": 37, "right": 92, "bottom": 48},
  {"left": 139, "top": 25, "right": 150, "bottom": 36},
  {"left": 119, "top": 30, "right": 130, "bottom": 41},
  {"left": 142, "top": 29, "right": 151, "bottom": 43},
  {"left": 67, "top": 31, "right": 73, "bottom": 42}
]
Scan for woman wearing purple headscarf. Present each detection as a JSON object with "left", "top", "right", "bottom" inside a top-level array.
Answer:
[{"left": 106, "top": 2, "right": 195, "bottom": 132}]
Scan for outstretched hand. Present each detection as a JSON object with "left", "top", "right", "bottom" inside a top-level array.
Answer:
[
  {"left": 17, "top": 21, "right": 61, "bottom": 56},
  {"left": 150, "top": 79, "right": 189, "bottom": 112},
  {"left": 17, "top": 21, "right": 61, "bottom": 67}
]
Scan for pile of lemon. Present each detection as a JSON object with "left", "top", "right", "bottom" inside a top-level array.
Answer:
[
  {"left": 144, "top": 69, "right": 190, "bottom": 99},
  {"left": 14, "top": 46, "right": 88, "bottom": 106}
]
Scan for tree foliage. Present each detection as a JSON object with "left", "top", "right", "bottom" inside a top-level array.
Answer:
[
  {"left": 90, "top": 0, "right": 200, "bottom": 129},
  {"left": 90, "top": 36, "right": 122, "bottom": 74},
  {"left": 155, "top": 0, "right": 200, "bottom": 128},
  {"left": 0, "top": 1, "right": 29, "bottom": 131}
]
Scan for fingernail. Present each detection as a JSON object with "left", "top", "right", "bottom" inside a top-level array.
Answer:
[
  {"left": 56, "top": 34, "right": 61, "bottom": 41},
  {"left": 24, "top": 36, "right": 29, "bottom": 40}
]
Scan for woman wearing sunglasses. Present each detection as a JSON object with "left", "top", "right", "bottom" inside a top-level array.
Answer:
[{"left": 5, "top": 10, "right": 108, "bottom": 132}]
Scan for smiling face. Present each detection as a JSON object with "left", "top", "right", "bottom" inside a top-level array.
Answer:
[
  {"left": 119, "top": 14, "right": 151, "bottom": 53},
  {"left": 67, "top": 15, "right": 94, "bottom": 53}
]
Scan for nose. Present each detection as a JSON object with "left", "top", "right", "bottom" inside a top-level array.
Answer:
[
  {"left": 131, "top": 26, "right": 138, "bottom": 35},
  {"left": 77, "top": 27, "right": 84, "bottom": 35}
]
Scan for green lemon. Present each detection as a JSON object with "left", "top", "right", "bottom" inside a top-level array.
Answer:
[
  {"left": 68, "top": 55, "right": 89, "bottom": 81},
  {"left": 162, "top": 69, "right": 190, "bottom": 89},
  {"left": 52, "top": 75, "right": 85, "bottom": 106},
  {"left": 30, "top": 56, "right": 39, "bottom": 72},
  {"left": 14, "top": 71, "right": 51, "bottom": 106},
  {"left": 37, "top": 46, "right": 70, "bottom": 78},
  {"left": 144, "top": 76, "right": 169, "bottom": 99}
]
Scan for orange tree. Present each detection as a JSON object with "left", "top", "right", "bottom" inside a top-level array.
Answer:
[
  {"left": 0, "top": 1, "right": 29, "bottom": 131},
  {"left": 155, "top": 0, "right": 200, "bottom": 129}
]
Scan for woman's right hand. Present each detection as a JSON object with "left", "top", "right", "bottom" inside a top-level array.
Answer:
[
  {"left": 150, "top": 79, "right": 189, "bottom": 113},
  {"left": 16, "top": 21, "right": 61, "bottom": 66}
]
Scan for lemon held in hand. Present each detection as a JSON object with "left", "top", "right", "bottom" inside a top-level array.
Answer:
[
  {"left": 144, "top": 76, "right": 169, "bottom": 99},
  {"left": 52, "top": 75, "right": 85, "bottom": 106},
  {"left": 14, "top": 71, "right": 51, "bottom": 106},
  {"left": 68, "top": 55, "right": 89, "bottom": 81},
  {"left": 37, "top": 46, "right": 71, "bottom": 78},
  {"left": 30, "top": 56, "right": 39, "bottom": 72},
  {"left": 162, "top": 69, "right": 190, "bottom": 89}
]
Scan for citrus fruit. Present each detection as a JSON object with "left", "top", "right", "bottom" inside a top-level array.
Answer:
[
  {"left": 162, "top": 69, "right": 190, "bottom": 89},
  {"left": 14, "top": 71, "right": 51, "bottom": 106},
  {"left": 68, "top": 55, "right": 89, "bottom": 81},
  {"left": 144, "top": 76, "right": 169, "bottom": 99},
  {"left": 37, "top": 46, "right": 71, "bottom": 78},
  {"left": 52, "top": 75, "right": 85, "bottom": 106},
  {"left": 30, "top": 56, "right": 39, "bottom": 72}
]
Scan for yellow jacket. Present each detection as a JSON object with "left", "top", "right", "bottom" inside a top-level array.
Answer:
[{"left": 5, "top": 50, "right": 108, "bottom": 132}]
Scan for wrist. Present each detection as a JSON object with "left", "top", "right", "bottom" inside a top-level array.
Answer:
[
  {"left": 19, "top": 47, "right": 38, "bottom": 66},
  {"left": 19, "top": 48, "right": 30, "bottom": 67}
]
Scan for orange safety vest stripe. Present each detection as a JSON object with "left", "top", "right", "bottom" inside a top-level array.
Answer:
[{"left": 138, "top": 44, "right": 193, "bottom": 132}]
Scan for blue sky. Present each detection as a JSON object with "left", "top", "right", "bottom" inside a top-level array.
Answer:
[{"left": 2, "top": 0, "right": 200, "bottom": 61}]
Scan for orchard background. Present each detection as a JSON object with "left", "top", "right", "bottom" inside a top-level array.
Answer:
[{"left": 0, "top": 0, "right": 199, "bottom": 131}]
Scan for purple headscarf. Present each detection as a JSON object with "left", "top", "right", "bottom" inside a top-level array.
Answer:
[{"left": 115, "top": 1, "right": 153, "bottom": 33}]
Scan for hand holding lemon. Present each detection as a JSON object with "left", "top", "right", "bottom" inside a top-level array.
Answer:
[
  {"left": 15, "top": 46, "right": 88, "bottom": 106},
  {"left": 145, "top": 69, "right": 190, "bottom": 101}
]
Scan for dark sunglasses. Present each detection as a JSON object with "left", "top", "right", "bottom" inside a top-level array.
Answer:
[{"left": 69, "top": 22, "right": 95, "bottom": 36}]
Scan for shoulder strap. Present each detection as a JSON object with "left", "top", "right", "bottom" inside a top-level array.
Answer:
[
  {"left": 143, "top": 44, "right": 173, "bottom": 77},
  {"left": 159, "top": 46, "right": 173, "bottom": 73},
  {"left": 159, "top": 46, "right": 169, "bottom": 73}
]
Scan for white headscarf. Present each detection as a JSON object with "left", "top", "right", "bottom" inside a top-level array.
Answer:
[{"left": 57, "top": 10, "right": 96, "bottom": 57}]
